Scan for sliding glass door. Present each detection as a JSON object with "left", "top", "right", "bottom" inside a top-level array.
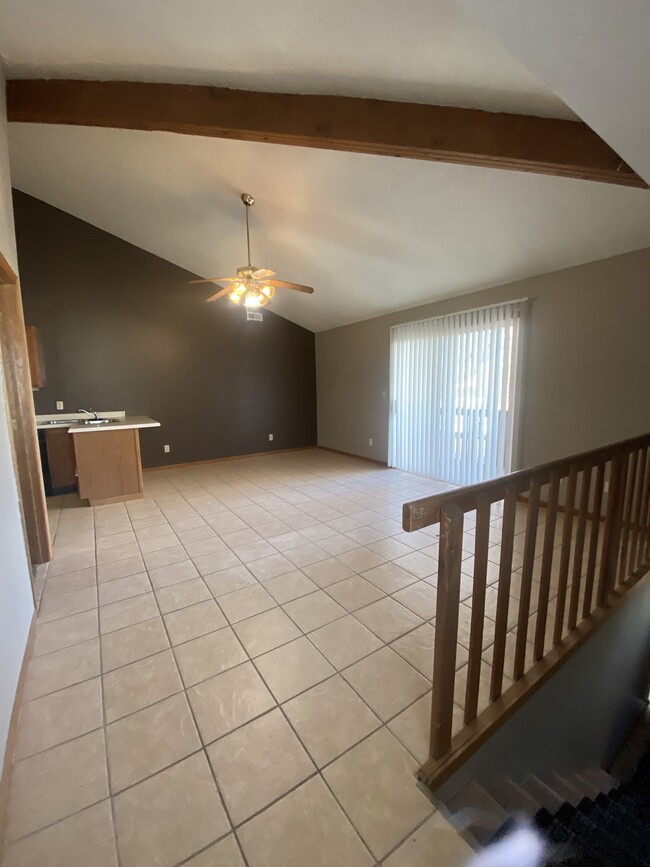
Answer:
[{"left": 389, "top": 300, "right": 526, "bottom": 485}]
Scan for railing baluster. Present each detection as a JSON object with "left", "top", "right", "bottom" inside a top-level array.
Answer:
[
  {"left": 490, "top": 487, "right": 518, "bottom": 701},
  {"left": 534, "top": 469, "right": 561, "bottom": 661},
  {"left": 402, "top": 432, "right": 650, "bottom": 781},
  {"left": 568, "top": 462, "right": 592, "bottom": 631},
  {"left": 430, "top": 504, "right": 464, "bottom": 760},
  {"left": 629, "top": 446, "right": 647, "bottom": 573},
  {"left": 553, "top": 464, "right": 577, "bottom": 645},
  {"left": 583, "top": 461, "right": 605, "bottom": 618},
  {"left": 618, "top": 448, "right": 638, "bottom": 584},
  {"left": 464, "top": 498, "right": 490, "bottom": 724},
  {"left": 514, "top": 478, "right": 540, "bottom": 680},
  {"left": 636, "top": 446, "right": 650, "bottom": 571},
  {"left": 597, "top": 451, "right": 626, "bottom": 607}
]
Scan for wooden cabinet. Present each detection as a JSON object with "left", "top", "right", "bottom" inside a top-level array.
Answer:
[
  {"left": 45, "top": 428, "right": 77, "bottom": 489},
  {"left": 72, "top": 428, "right": 144, "bottom": 506},
  {"left": 25, "top": 325, "right": 45, "bottom": 389}
]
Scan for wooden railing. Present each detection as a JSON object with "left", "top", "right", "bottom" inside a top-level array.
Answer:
[{"left": 403, "top": 433, "right": 650, "bottom": 789}]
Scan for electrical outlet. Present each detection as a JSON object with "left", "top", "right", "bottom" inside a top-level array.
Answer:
[
  {"left": 56, "top": 400, "right": 64, "bottom": 411},
  {"left": 164, "top": 444, "right": 171, "bottom": 453},
  {"left": 369, "top": 438, "right": 373, "bottom": 446},
  {"left": 268, "top": 433, "right": 274, "bottom": 442}
]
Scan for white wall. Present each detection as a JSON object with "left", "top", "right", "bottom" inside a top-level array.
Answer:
[{"left": 0, "top": 64, "right": 34, "bottom": 770}]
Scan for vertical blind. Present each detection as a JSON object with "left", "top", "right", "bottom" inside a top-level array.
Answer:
[{"left": 388, "top": 300, "right": 527, "bottom": 485}]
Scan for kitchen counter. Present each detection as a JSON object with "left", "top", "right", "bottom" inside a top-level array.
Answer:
[
  {"left": 37, "top": 411, "right": 161, "bottom": 505},
  {"left": 67, "top": 415, "right": 160, "bottom": 433}
]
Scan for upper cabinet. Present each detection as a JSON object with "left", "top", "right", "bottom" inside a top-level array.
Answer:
[{"left": 25, "top": 325, "right": 45, "bottom": 389}]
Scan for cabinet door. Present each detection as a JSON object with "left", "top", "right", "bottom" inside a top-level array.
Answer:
[
  {"left": 25, "top": 325, "right": 45, "bottom": 389},
  {"left": 46, "top": 429, "right": 77, "bottom": 489}
]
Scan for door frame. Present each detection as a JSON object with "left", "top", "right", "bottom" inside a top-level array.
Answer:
[{"left": 0, "top": 248, "right": 51, "bottom": 568}]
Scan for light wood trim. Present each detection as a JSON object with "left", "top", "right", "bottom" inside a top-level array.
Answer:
[
  {"left": 630, "top": 446, "right": 649, "bottom": 572},
  {"left": 464, "top": 498, "right": 490, "bottom": 724},
  {"left": 0, "top": 614, "right": 36, "bottom": 860},
  {"left": 0, "top": 251, "right": 51, "bottom": 566},
  {"left": 514, "top": 478, "right": 540, "bottom": 679},
  {"left": 430, "top": 505, "right": 464, "bottom": 759},
  {"left": 403, "top": 433, "right": 650, "bottom": 532},
  {"left": 553, "top": 464, "right": 577, "bottom": 645},
  {"left": 489, "top": 487, "right": 517, "bottom": 701},
  {"left": 24, "top": 325, "right": 45, "bottom": 389},
  {"left": 639, "top": 454, "right": 650, "bottom": 563},
  {"left": 418, "top": 572, "right": 649, "bottom": 790},
  {"left": 407, "top": 432, "right": 650, "bottom": 794},
  {"left": 6, "top": 79, "right": 646, "bottom": 188},
  {"left": 618, "top": 448, "right": 639, "bottom": 584},
  {"left": 583, "top": 460, "right": 606, "bottom": 617},
  {"left": 567, "top": 463, "right": 592, "bottom": 631},
  {"left": 597, "top": 453, "right": 625, "bottom": 606},
  {"left": 533, "top": 469, "right": 560, "bottom": 661}
]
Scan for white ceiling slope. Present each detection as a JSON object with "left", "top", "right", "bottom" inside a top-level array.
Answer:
[
  {"left": 456, "top": 0, "right": 650, "bottom": 185},
  {"left": 9, "top": 125, "right": 650, "bottom": 332},
  {"left": 0, "top": 0, "right": 574, "bottom": 118}
]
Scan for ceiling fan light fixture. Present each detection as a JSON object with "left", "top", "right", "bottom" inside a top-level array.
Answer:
[{"left": 261, "top": 284, "right": 275, "bottom": 299}]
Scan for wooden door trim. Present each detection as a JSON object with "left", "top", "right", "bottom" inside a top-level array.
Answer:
[{"left": 0, "top": 249, "right": 52, "bottom": 566}]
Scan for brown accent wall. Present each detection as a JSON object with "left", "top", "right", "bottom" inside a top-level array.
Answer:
[{"left": 13, "top": 190, "right": 316, "bottom": 468}]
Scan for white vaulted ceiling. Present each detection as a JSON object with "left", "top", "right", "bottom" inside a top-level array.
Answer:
[{"left": 2, "top": 0, "right": 650, "bottom": 331}]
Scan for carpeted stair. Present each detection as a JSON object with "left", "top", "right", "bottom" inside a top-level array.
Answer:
[{"left": 534, "top": 748, "right": 650, "bottom": 866}]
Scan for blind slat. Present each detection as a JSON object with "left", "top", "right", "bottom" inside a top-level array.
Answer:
[{"left": 389, "top": 300, "right": 525, "bottom": 485}]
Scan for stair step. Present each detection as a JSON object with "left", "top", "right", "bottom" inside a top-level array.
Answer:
[
  {"left": 582, "top": 767, "right": 619, "bottom": 795},
  {"left": 549, "top": 773, "right": 584, "bottom": 806},
  {"left": 445, "top": 780, "right": 510, "bottom": 845},
  {"left": 522, "top": 775, "right": 564, "bottom": 812},
  {"left": 570, "top": 772, "right": 600, "bottom": 800},
  {"left": 489, "top": 778, "right": 540, "bottom": 816}
]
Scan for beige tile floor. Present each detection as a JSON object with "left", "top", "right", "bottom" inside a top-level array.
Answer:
[{"left": 2, "top": 448, "right": 585, "bottom": 866}]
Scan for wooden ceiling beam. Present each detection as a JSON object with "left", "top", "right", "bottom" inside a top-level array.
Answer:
[{"left": 6, "top": 78, "right": 647, "bottom": 188}]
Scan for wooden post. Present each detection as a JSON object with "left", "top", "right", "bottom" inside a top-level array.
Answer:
[
  {"left": 464, "top": 498, "right": 490, "bottom": 723},
  {"left": 568, "top": 463, "right": 592, "bottom": 630},
  {"left": 553, "top": 464, "right": 577, "bottom": 645},
  {"left": 490, "top": 487, "right": 518, "bottom": 701},
  {"left": 514, "top": 478, "right": 540, "bottom": 679},
  {"left": 597, "top": 452, "right": 625, "bottom": 607},
  {"left": 534, "top": 470, "right": 561, "bottom": 661},
  {"left": 0, "top": 254, "right": 51, "bottom": 567},
  {"left": 583, "top": 461, "right": 605, "bottom": 617},
  {"left": 430, "top": 504, "right": 464, "bottom": 760}
]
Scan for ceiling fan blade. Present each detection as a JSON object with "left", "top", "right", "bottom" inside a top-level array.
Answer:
[
  {"left": 253, "top": 268, "right": 276, "bottom": 279},
  {"left": 205, "top": 286, "right": 233, "bottom": 302},
  {"left": 189, "top": 277, "right": 237, "bottom": 285},
  {"left": 267, "top": 279, "right": 314, "bottom": 294}
]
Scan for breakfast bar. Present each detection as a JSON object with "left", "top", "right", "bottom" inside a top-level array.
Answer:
[{"left": 36, "top": 412, "right": 160, "bottom": 506}]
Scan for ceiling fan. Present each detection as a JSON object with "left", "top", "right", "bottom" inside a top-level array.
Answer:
[{"left": 189, "top": 193, "right": 314, "bottom": 308}]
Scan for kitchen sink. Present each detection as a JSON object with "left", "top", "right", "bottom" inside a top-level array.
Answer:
[
  {"left": 42, "top": 419, "right": 77, "bottom": 426},
  {"left": 80, "top": 418, "right": 119, "bottom": 425}
]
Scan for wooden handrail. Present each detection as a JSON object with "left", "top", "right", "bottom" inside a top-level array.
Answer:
[{"left": 403, "top": 432, "right": 650, "bottom": 790}]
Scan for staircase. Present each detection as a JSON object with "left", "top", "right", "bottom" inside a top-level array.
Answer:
[{"left": 442, "top": 750, "right": 650, "bottom": 865}]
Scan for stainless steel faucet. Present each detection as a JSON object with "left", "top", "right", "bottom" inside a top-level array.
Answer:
[{"left": 79, "top": 408, "right": 100, "bottom": 420}]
